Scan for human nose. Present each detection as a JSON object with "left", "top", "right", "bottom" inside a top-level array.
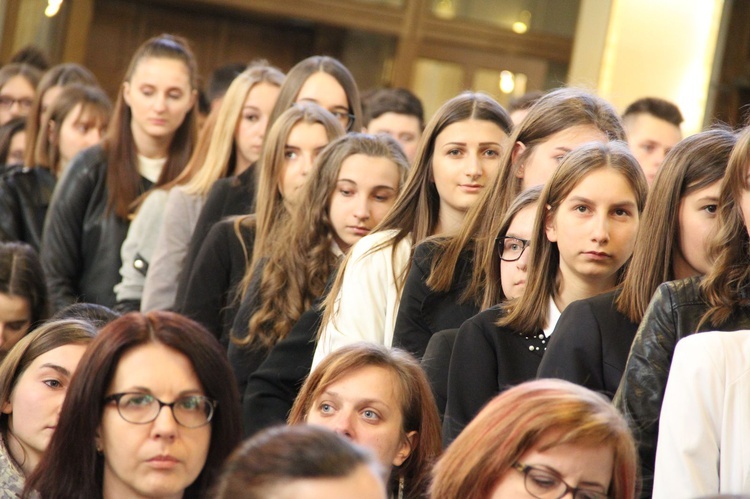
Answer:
[
  {"left": 465, "top": 151, "right": 483, "bottom": 179},
  {"left": 153, "top": 93, "right": 167, "bottom": 113},
  {"left": 150, "top": 404, "right": 178, "bottom": 439},
  {"left": 591, "top": 213, "right": 610, "bottom": 243},
  {"left": 353, "top": 196, "right": 371, "bottom": 222},
  {"left": 85, "top": 128, "right": 102, "bottom": 146},
  {"left": 301, "top": 152, "right": 315, "bottom": 176},
  {"left": 330, "top": 409, "right": 355, "bottom": 439},
  {"left": 516, "top": 246, "right": 530, "bottom": 272}
]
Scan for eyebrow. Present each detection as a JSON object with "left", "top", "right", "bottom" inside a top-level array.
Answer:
[
  {"left": 554, "top": 146, "right": 572, "bottom": 153},
  {"left": 337, "top": 179, "right": 396, "bottom": 191},
  {"left": 442, "top": 141, "right": 502, "bottom": 146},
  {"left": 567, "top": 195, "right": 637, "bottom": 208},
  {"left": 319, "top": 390, "right": 388, "bottom": 407},
  {"left": 39, "top": 364, "right": 72, "bottom": 377},
  {"left": 121, "top": 386, "right": 204, "bottom": 396}
]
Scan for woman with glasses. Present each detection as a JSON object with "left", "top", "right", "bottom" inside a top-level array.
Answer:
[
  {"left": 392, "top": 88, "right": 625, "bottom": 361},
  {"left": 431, "top": 379, "right": 637, "bottom": 499},
  {"left": 25, "top": 311, "right": 242, "bottom": 498},
  {"left": 538, "top": 129, "right": 736, "bottom": 400},
  {"left": 175, "top": 55, "right": 362, "bottom": 306},
  {"left": 0, "top": 63, "right": 41, "bottom": 126},
  {"left": 443, "top": 141, "right": 646, "bottom": 443},
  {"left": 0, "top": 319, "right": 96, "bottom": 495}
]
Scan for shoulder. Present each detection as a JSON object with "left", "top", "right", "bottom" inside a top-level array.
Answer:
[
  {"left": 655, "top": 276, "right": 705, "bottom": 306},
  {"left": 350, "top": 229, "right": 408, "bottom": 258},
  {"left": 675, "top": 329, "right": 750, "bottom": 366}
]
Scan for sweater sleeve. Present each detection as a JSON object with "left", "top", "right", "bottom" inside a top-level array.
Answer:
[
  {"left": 312, "top": 231, "right": 411, "bottom": 367},
  {"left": 652, "top": 334, "right": 724, "bottom": 498},
  {"left": 0, "top": 174, "right": 22, "bottom": 243},
  {"left": 142, "top": 188, "right": 204, "bottom": 311}
]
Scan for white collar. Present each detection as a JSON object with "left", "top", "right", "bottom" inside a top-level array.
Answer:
[{"left": 543, "top": 296, "right": 561, "bottom": 337}]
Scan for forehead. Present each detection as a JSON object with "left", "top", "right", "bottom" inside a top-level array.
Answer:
[
  {"left": 130, "top": 57, "right": 192, "bottom": 87},
  {"left": 25, "top": 343, "right": 88, "bottom": 376},
  {"left": 626, "top": 114, "right": 681, "bottom": 144},
  {"left": 536, "top": 125, "right": 608, "bottom": 150},
  {"left": 368, "top": 113, "right": 421, "bottom": 133},
  {"left": 338, "top": 154, "right": 399, "bottom": 186},
  {"left": 319, "top": 365, "right": 402, "bottom": 406},
  {"left": 108, "top": 342, "right": 202, "bottom": 393},
  {"left": 1, "top": 75, "right": 35, "bottom": 95},
  {"left": 435, "top": 119, "right": 507, "bottom": 144},
  {"left": 296, "top": 72, "right": 348, "bottom": 107}
]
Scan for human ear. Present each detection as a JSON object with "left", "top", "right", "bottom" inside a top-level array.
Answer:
[
  {"left": 544, "top": 205, "right": 557, "bottom": 242},
  {"left": 2, "top": 400, "right": 11, "bottom": 415},
  {"left": 512, "top": 141, "right": 527, "bottom": 179},
  {"left": 392, "top": 431, "right": 418, "bottom": 467}
]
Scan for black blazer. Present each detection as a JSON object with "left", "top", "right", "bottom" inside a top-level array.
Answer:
[
  {"left": 421, "top": 328, "right": 458, "bottom": 421},
  {"left": 537, "top": 289, "right": 638, "bottom": 399},
  {"left": 392, "top": 241, "right": 478, "bottom": 359},
  {"left": 443, "top": 305, "right": 547, "bottom": 444},
  {"left": 0, "top": 166, "right": 56, "bottom": 251}
]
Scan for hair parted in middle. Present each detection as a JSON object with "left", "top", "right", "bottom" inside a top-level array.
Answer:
[
  {"left": 24, "top": 311, "right": 242, "bottom": 498},
  {"left": 429, "top": 379, "right": 637, "bottom": 499},
  {"left": 616, "top": 127, "right": 736, "bottom": 323},
  {"left": 429, "top": 87, "right": 626, "bottom": 308},
  {"left": 498, "top": 141, "right": 647, "bottom": 335},
  {"left": 236, "top": 132, "right": 409, "bottom": 349},
  {"left": 288, "top": 342, "right": 441, "bottom": 499}
]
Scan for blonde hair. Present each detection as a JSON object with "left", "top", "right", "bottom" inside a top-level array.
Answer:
[
  {"left": 179, "top": 63, "right": 284, "bottom": 196},
  {"left": 430, "top": 379, "right": 637, "bottom": 499},
  {"left": 499, "top": 141, "right": 647, "bottom": 334}
]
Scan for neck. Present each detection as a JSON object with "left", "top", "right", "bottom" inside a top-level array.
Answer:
[
  {"left": 233, "top": 156, "right": 251, "bottom": 176},
  {"left": 553, "top": 266, "right": 617, "bottom": 312},
  {"left": 6, "top": 429, "right": 39, "bottom": 476},
  {"left": 671, "top": 255, "right": 700, "bottom": 281},
  {"left": 131, "top": 123, "right": 171, "bottom": 159},
  {"left": 434, "top": 205, "right": 465, "bottom": 236}
]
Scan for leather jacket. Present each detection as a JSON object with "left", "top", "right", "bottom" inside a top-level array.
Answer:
[
  {"left": 614, "top": 276, "right": 750, "bottom": 498},
  {"left": 0, "top": 166, "right": 56, "bottom": 251},
  {"left": 40, "top": 145, "right": 152, "bottom": 311}
]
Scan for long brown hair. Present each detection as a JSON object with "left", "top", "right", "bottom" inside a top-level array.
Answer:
[
  {"left": 236, "top": 103, "right": 344, "bottom": 301},
  {"left": 36, "top": 84, "right": 112, "bottom": 175},
  {"left": 430, "top": 379, "right": 637, "bottom": 499},
  {"left": 319, "top": 92, "right": 512, "bottom": 331},
  {"left": 616, "top": 128, "right": 736, "bottom": 323},
  {"left": 267, "top": 56, "right": 362, "bottom": 133},
  {"left": 429, "top": 88, "right": 625, "bottom": 307},
  {"left": 25, "top": 312, "right": 242, "bottom": 498},
  {"left": 700, "top": 126, "right": 750, "bottom": 327},
  {"left": 23, "top": 63, "right": 98, "bottom": 168},
  {"left": 499, "top": 141, "right": 647, "bottom": 335},
  {"left": 235, "top": 133, "right": 408, "bottom": 349},
  {"left": 104, "top": 34, "right": 198, "bottom": 219},
  {"left": 288, "top": 343, "right": 442, "bottom": 499}
]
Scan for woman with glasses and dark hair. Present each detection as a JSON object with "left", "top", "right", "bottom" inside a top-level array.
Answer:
[
  {"left": 24, "top": 311, "right": 242, "bottom": 498},
  {"left": 431, "top": 379, "right": 637, "bottom": 499}
]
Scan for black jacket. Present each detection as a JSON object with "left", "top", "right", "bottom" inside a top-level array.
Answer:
[
  {"left": 175, "top": 218, "right": 254, "bottom": 347},
  {"left": 0, "top": 166, "right": 56, "bottom": 251},
  {"left": 174, "top": 165, "right": 255, "bottom": 306},
  {"left": 613, "top": 276, "right": 750, "bottom": 498},
  {"left": 443, "top": 305, "right": 547, "bottom": 444},
  {"left": 40, "top": 146, "right": 152, "bottom": 311},
  {"left": 537, "top": 289, "right": 638, "bottom": 399},
  {"left": 392, "top": 241, "right": 478, "bottom": 359}
]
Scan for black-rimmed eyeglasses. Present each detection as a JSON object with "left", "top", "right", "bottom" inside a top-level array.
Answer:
[
  {"left": 104, "top": 392, "right": 217, "bottom": 428},
  {"left": 496, "top": 236, "right": 531, "bottom": 262},
  {"left": 330, "top": 110, "right": 356, "bottom": 131},
  {"left": 513, "top": 463, "right": 609, "bottom": 499}
]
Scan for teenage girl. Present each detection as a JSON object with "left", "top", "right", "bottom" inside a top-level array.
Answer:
[
  {"left": 115, "top": 64, "right": 283, "bottom": 310},
  {"left": 41, "top": 34, "right": 198, "bottom": 311},
  {"left": 313, "top": 92, "right": 513, "bottom": 367},
  {"left": 393, "top": 88, "right": 625, "bottom": 359},
  {"left": 229, "top": 132, "right": 409, "bottom": 416},
  {"left": 538, "top": 128, "right": 736, "bottom": 398},
  {"left": 176, "top": 103, "right": 344, "bottom": 343},
  {"left": 443, "top": 141, "right": 647, "bottom": 443},
  {"left": 0, "top": 84, "right": 111, "bottom": 250},
  {"left": 177, "top": 55, "right": 363, "bottom": 300}
]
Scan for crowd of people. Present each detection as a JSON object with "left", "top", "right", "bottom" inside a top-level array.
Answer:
[{"left": 0, "top": 32, "right": 748, "bottom": 498}]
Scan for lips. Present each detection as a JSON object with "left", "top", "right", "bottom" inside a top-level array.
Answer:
[
  {"left": 147, "top": 455, "right": 180, "bottom": 469},
  {"left": 583, "top": 251, "right": 611, "bottom": 261},
  {"left": 459, "top": 183, "right": 483, "bottom": 193},
  {"left": 348, "top": 226, "right": 370, "bottom": 236}
]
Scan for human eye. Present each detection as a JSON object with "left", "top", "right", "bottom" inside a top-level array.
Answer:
[
  {"left": 122, "top": 393, "right": 154, "bottom": 408},
  {"left": 361, "top": 408, "right": 380, "bottom": 422},
  {"left": 640, "top": 143, "right": 656, "bottom": 153},
  {"left": 613, "top": 207, "right": 631, "bottom": 217},
  {"left": 6, "top": 320, "right": 29, "bottom": 332},
  {"left": 167, "top": 90, "right": 184, "bottom": 100},
  {"left": 504, "top": 239, "right": 520, "bottom": 252},
  {"left": 576, "top": 489, "right": 608, "bottom": 499},
  {"left": 176, "top": 396, "right": 203, "bottom": 412},
  {"left": 140, "top": 86, "right": 155, "bottom": 97},
  {"left": 527, "top": 469, "right": 559, "bottom": 490},
  {"left": 483, "top": 148, "right": 501, "bottom": 157},
  {"left": 447, "top": 148, "right": 463, "bottom": 157},
  {"left": 243, "top": 112, "right": 260, "bottom": 123},
  {"left": 43, "top": 378, "right": 63, "bottom": 389},
  {"left": 284, "top": 149, "right": 298, "bottom": 160},
  {"left": 339, "top": 188, "right": 354, "bottom": 196},
  {"left": 703, "top": 204, "right": 718, "bottom": 215},
  {"left": 374, "top": 193, "right": 393, "bottom": 202},
  {"left": 574, "top": 205, "right": 589, "bottom": 213},
  {"left": 317, "top": 401, "right": 336, "bottom": 415}
]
